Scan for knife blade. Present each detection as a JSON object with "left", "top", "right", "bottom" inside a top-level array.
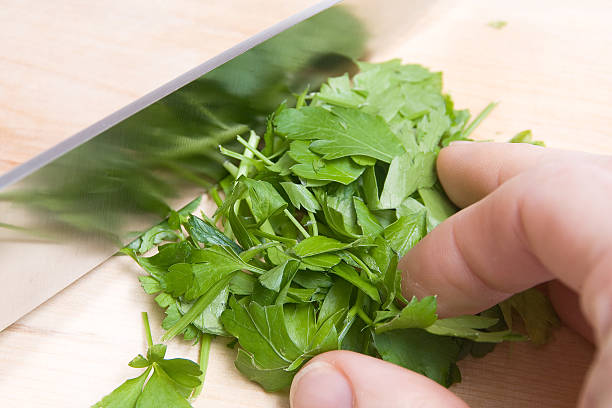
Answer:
[
  {"left": 0, "top": 0, "right": 357, "bottom": 331},
  {"left": 0, "top": 0, "right": 435, "bottom": 331}
]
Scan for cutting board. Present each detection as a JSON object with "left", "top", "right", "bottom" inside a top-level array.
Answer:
[{"left": 1, "top": 0, "right": 609, "bottom": 406}]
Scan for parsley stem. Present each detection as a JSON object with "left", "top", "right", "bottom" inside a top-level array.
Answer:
[
  {"left": 308, "top": 211, "right": 318, "bottom": 236},
  {"left": 236, "top": 132, "right": 260, "bottom": 180},
  {"left": 219, "top": 145, "right": 260, "bottom": 166},
  {"left": 346, "top": 305, "right": 359, "bottom": 323},
  {"left": 295, "top": 85, "right": 310, "bottom": 109},
  {"left": 191, "top": 333, "right": 213, "bottom": 400},
  {"left": 0, "top": 222, "right": 28, "bottom": 231},
  {"left": 404, "top": 109, "right": 429, "bottom": 121},
  {"left": 209, "top": 187, "right": 223, "bottom": 208},
  {"left": 346, "top": 291, "right": 373, "bottom": 326},
  {"left": 396, "top": 291, "right": 410, "bottom": 306},
  {"left": 222, "top": 161, "right": 238, "bottom": 178},
  {"left": 346, "top": 291, "right": 363, "bottom": 323},
  {"left": 239, "top": 241, "right": 282, "bottom": 261},
  {"left": 356, "top": 308, "right": 374, "bottom": 326},
  {"left": 347, "top": 251, "right": 375, "bottom": 281},
  {"left": 159, "top": 124, "right": 249, "bottom": 159},
  {"left": 284, "top": 209, "right": 311, "bottom": 238},
  {"left": 462, "top": 102, "right": 498, "bottom": 138},
  {"left": 142, "top": 312, "right": 153, "bottom": 349},
  {"left": 236, "top": 135, "right": 275, "bottom": 166},
  {"left": 338, "top": 313, "right": 356, "bottom": 344},
  {"left": 199, "top": 105, "right": 231, "bottom": 130},
  {"left": 251, "top": 229, "right": 298, "bottom": 245},
  {"left": 265, "top": 147, "right": 286, "bottom": 160},
  {"left": 199, "top": 211, "right": 218, "bottom": 230}
]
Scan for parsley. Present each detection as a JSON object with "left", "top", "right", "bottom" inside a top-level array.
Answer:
[
  {"left": 488, "top": 20, "right": 508, "bottom": 29},
  {"left": 115, "top": 60, "right": 559, "bottom": 403},
  {"left": 499, "top": 288, "right": 560, "bottom": 345},
  {"left": 92, "top": 312, "right": 204, "bottom": 407}
]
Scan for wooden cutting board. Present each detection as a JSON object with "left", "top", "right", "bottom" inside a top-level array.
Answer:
[{"left": 1, "top": 0, "right": 609, "bottom": 406}]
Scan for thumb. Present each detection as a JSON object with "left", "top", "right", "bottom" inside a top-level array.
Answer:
[{"left": 290, "top": 351, "right": 468, "bottom": 408}]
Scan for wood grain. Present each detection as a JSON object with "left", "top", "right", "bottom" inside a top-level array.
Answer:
[{"left": 1, "top": 0, "right": 609, "bottom": 407}]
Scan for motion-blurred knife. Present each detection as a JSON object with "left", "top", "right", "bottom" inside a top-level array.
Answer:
[{"left": 0, "top": 0, "right": 433, "bottom": 330}]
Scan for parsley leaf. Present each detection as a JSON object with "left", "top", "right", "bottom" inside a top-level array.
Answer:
[
  {"left": 426, "top": 316, "right": 526, "bottom": 343},
  {"left": 288, "top": 140, "right": 365, "bottom": 185},
  {"left": 276, "top": 106, "right": 405, "bottom": 163},
  {"left": 220, "top": 298, "right": 338, "bottom": 391},
  {"left": 375, "top": 296, "right": 438, "bottom": 333},
  {"left": 280, "top": 182, "right": 321, "bottom": 212},
  {"left": 374, "top": 329, "right": 462, "bottom": 387},
  {"left": 499, "top": 288, "right": 560, "bottom": 344},
  {"left": 379, "top": 151, "right": 437, "bottom": 208}
]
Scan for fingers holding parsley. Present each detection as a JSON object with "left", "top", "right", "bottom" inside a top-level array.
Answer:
[
  {"left": 402, "top": 141, "right": 612, "bottom": 344},
  {"left": 400, "top": 141, "right": 612, "bottom": 407}
]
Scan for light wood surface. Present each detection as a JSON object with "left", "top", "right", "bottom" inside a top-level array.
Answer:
[
  {"left": 2, "top": 0, "right": 611, "bottom": 407},
  {"left": 0, "top": 0, "right": 319, "bottom": 174}
]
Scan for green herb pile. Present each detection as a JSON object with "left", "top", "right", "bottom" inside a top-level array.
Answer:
[{"left": 94, "top": 60, "right": 556, "bottom": 406}]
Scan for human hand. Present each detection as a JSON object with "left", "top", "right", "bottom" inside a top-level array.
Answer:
[{"left": 289, "top": 142, "right": 612, "bottom": 408}]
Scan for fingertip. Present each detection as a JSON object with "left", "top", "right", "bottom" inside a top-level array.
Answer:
[
  {"left": 579, "top": 333, "right": 612, "bottom": 408},
  {"left": 292, "top": 351, "right": 468, "bottom": 408},
  {"left": 437, "top": 140, "right": 469, "bottom": 169},
  {"left": 580, "top": 260, "right": 612, "bottom": 344},
  {"left": 548, "top": 280, "right": 595, "bottom": 344},
  {"left": 437, "top": 141, "right": 490, "bottom": 208},
  {"left": 437, "top": 142, "right": 550, "bottom": 207},
  {"left": 447, "top": 140, "right": 474, "bottom": 146},
  {"left": 290, "top": 359, "right": 353, "bottom": 408}
]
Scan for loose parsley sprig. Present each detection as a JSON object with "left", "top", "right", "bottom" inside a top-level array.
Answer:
[{"left": 92, "top": 312, "right": 203, "bottom": 408}]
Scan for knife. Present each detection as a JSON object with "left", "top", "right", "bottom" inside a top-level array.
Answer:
[{"left": 0, "top": 0, "right": 434, "bottom": 331}]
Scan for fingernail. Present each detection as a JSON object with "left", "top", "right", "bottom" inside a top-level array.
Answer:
[
  {"left": 449, "top": 140, "right": 473, "bottom": 146},
  {"left": 580, "top": 335, "right": 612, "bottom": 408},
  {"left": 290, "top": 361, "right": 353, "bottom": 408},
  {"left": 594, "top": 294, "right": 612, "bottom": 343}
]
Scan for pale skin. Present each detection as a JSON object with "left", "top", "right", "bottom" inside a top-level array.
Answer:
[{"left": 289, "top": 142, "right": 612, "bottom": 408}]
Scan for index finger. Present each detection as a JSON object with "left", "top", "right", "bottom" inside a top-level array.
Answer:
[
  {"left": 437, "top": 142, "right": 610, "bottom": 207},
  {"left": 400, "top": 142, "right": 612, "bottom": 343}
]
